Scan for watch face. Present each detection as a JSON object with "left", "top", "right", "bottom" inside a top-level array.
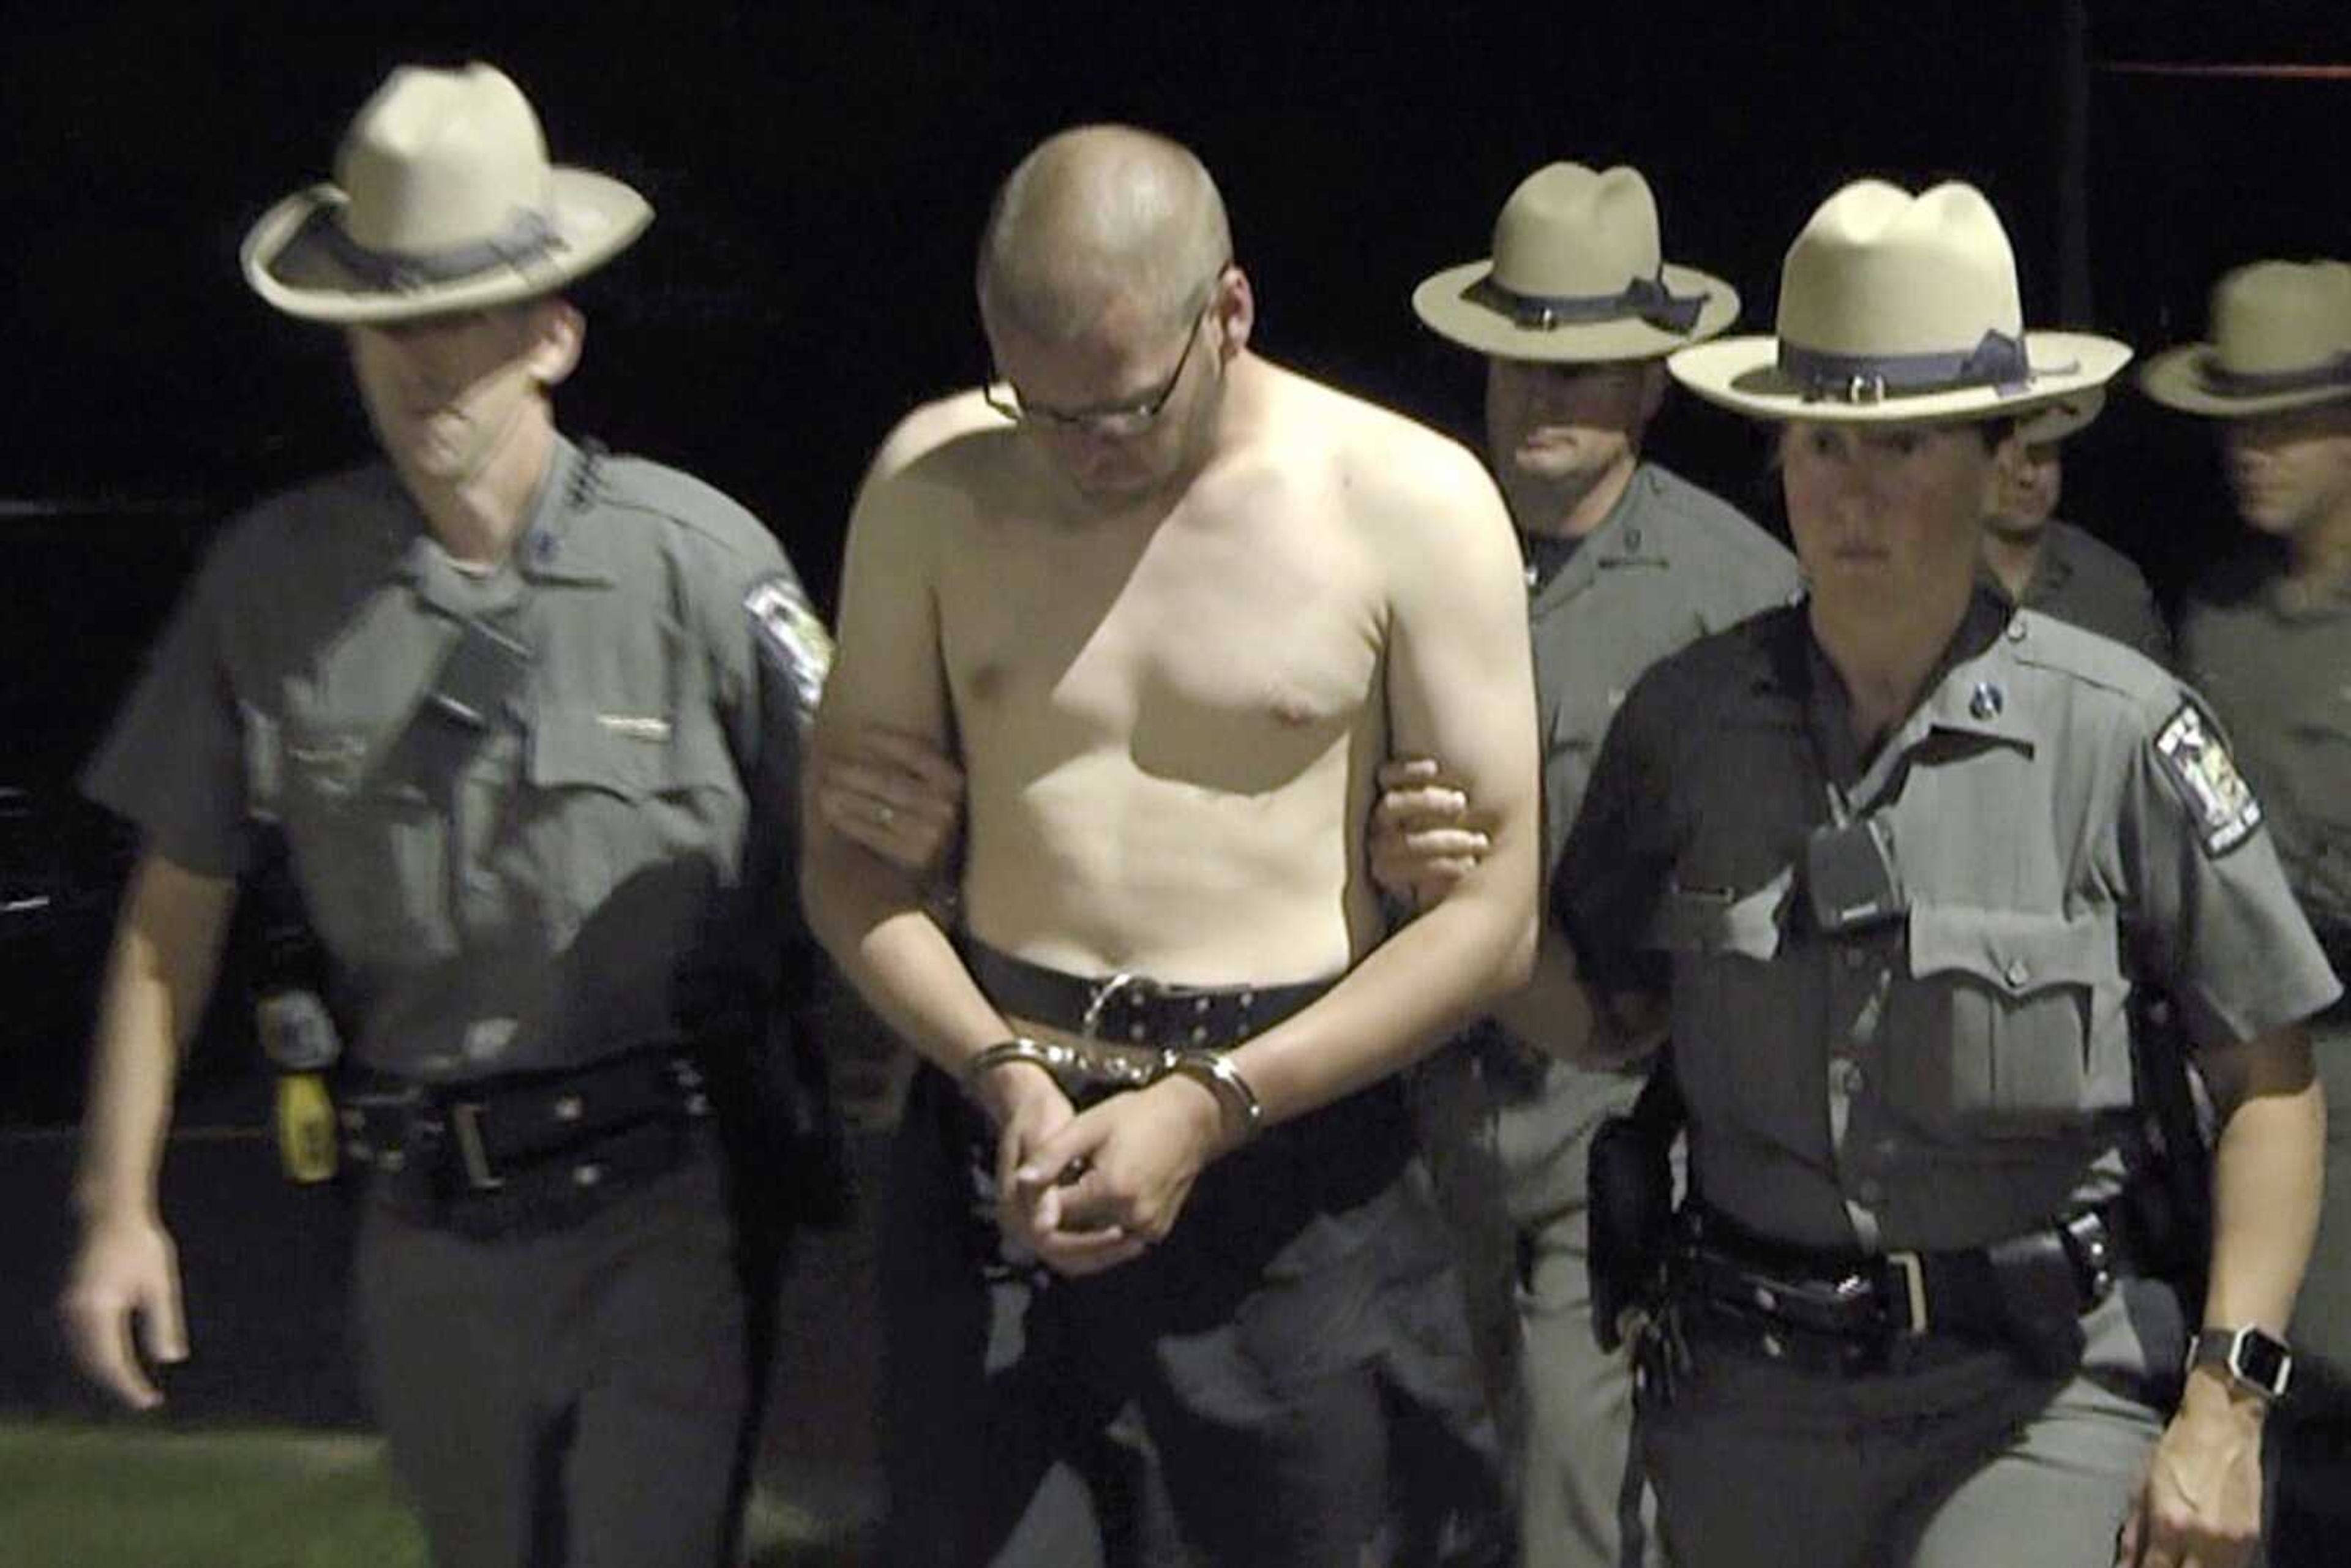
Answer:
[{"left": 2233, "top": 1329, "right": 2293, "bottom": 1396}]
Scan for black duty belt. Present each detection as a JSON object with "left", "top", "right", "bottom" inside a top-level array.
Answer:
[
  {"left": 1671, "top": 1199, "right": 2134, "bottom": 1375},
  {"left": 342, "top": 1046, "right": 713, "bottom": 1237},
  {"left": 961, "top": 939, "right": 1333, "bottom": 1051}
]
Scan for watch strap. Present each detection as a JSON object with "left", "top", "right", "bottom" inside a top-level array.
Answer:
[{"left": 2187, "top": 1326, "right": 2294, "bottom": 1401}]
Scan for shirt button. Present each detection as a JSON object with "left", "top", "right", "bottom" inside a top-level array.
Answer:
[
  {"left": 573, "top": 1163, "right": 604, "bottom": 1189},
  {"left": 2003, "top": 959, "right": 2031, "bottom": 988}
]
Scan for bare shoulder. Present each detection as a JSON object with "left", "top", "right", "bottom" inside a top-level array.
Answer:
[
  {"left": 849, "top": 389, "right": 1022, "bottom": 565},
  {"left": 1256, "top": 363, "right": 1505, "bottom": 541},
  {"left": 862, "top": 388, "right": 1008, "bottom": 490}
]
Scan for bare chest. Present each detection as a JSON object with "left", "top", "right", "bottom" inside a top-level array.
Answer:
[{"left": 939, "top": 509, "right": 1385, "bottom": 778}]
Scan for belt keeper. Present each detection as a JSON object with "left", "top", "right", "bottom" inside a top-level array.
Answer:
[
  {"left": 959, "top": 1036, "right": 1067, "bottom": 1095},
  {"left": 1165, "top": 1050, "right": 1264, "bottom": 1143}
]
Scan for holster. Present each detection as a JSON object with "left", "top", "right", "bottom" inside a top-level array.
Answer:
[
  {"left": 1984, "top": 1225, "right": 2090, "bottom": 1376},
  {"left": 1588, "top": 1052, "right": 1686, "bottom": 1352}
]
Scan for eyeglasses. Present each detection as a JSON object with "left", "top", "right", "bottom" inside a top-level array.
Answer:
[{"left": 983, "top": 285, "right": 1221, "bottom": 438}]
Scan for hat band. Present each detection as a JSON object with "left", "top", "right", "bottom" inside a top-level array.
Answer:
[
  {"left": 2199, "top": 351, "right": 2351, "bottom": 399},
  {"left": 1465, "top": 271, "right": 1706, "bottom": 335},
  {"left": 308, "top": 205, "right": 567, "bottom": 294},
  {"left": 1779, "top": 329, "right": 2042, "bottom": 404}
]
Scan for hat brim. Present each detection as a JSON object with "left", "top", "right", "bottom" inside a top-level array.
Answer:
[
  {"left": 1411, "top": 260, "right": 1740, "bottom": 362},
  {"left": 2015, "top": 386, "right": 2105, "bottom": 445},
  {"left": 241, "top": 169, "right": 652, "bottom": 324},
  {"left": 1667, "top": 330, "right": 2132, "bottom": 424},
  {"left": 2138, "top": 343, "right": 2351, "bottom": 418}
]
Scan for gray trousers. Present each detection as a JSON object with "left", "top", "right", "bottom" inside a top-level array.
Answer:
[
  {"left": 1413, "top": 1041, "right": 1662, "bottom": 1568},
  {"left": 1641, "top": 1281, "right": 2178, "bottom": 1567},
  {"left": 353, "top": 1147, "right": 754, "bottom": 1568}
]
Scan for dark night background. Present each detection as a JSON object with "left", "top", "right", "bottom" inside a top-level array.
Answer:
[{"left": 0, "top": 0, "right": 2345, "bottom": 1454}]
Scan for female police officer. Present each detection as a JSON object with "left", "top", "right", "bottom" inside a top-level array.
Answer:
[{"left": 1531, "top": 182, "right": 2338, "bottom": 1567}]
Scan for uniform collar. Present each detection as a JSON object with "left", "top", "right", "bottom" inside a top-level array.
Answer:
[
  {"left": 1914, "top": 592, "right": 2041, "bottom": 751},
  {"left": 2020, "top": 519, "right": 2077, "bottom": 606},
  {"left": 2264, "top": 563, "right": 2351, "bottom": 620},
  {"left": 515, "top": 438, "right": 620, "bottom": 587},
  {"left": 1529, "top": 462, "right": 1670, "bottom": 608},
  {"left": 1771, "top": 584, "right": 2030, "bottom": 795},
  {"left": 385, "top": 436, "right": 618, "bottom": 613}
]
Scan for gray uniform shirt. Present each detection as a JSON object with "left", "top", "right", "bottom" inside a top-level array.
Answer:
[
  {"left": 2013, "top": 517, "right": 2173, "bottom": 668},
  {"left": 1554, "top": 589, "right": 2338, "bottom": 1255},
  {"left": 2181, "top": 550, "right": 2351, "bottom": 950},
  {"left": 1479, "top": 462, "right": 1798, "bottom": 1221},
  {"left": 84, "top": 438, "right": 820, "bottom": 1081}
]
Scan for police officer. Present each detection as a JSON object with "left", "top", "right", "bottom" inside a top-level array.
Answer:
[
  {"left": 1978, "top": 388, "right": 2173, "bottom": 664},
  {"left": 57, "top": 64, "right": 853, "bottom": 1567},
  {"left": 2144, "top": 258, "right": 2351, "bottom": 1566},
  {"left": 1541, "top": 181, "right": 2335, "bottom": 1566},
  {"left": 1384, "top": 160, "right": 1797, "bottom": 1568}
]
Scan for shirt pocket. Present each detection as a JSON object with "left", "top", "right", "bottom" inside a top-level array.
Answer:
[
  {"left": 1895, "top": 906, "right": 2129, "bottom": 1139},
  {"left": 1656, "top": 871, "right": 1808, "bottom": 1142},
  {"left": 280, "top": 731, "right": 447, "bottom": 966},
  {"left": 524, "top": 709, "right": 733, "bottom": 945}
]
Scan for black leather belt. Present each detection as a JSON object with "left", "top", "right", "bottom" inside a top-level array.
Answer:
[
  {"left": 961, "top": 938, "right": 1333, "bottom": 1050},
  {"left": 342, "top": 1046, "right": 713, "bottom": 1237},
  {"left": 1671, "top": 1200, "right": 2132, "bottom": 1375}
]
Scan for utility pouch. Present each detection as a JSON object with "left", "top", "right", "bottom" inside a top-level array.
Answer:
[
  {"left": 1804, "top": 817, "right": 1907, "bottom": 935},
  {"left": 1589, "top": 1057, "right": 1685, "bottom": 1352},
  {"left": 1985, "top": 1227, "right": 2090, "bottom": 1375},
  {"left": 428, "top": 618, "right": 533, "bottom": 730}
]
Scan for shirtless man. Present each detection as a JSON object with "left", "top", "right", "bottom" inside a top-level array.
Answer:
[{"left": 803, "top": 126, "right": 1538, "bottom": 1566}]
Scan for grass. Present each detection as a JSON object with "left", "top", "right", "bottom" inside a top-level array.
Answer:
[{"left": 0, "top": 1422, "right": 871, "bottom": 1567}]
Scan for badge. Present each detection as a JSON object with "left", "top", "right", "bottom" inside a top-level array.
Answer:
[
  {"left": 2153, "top": 701, "right": 2262, "bottom": 857},
  {"left": 745, "top": 576, "right": 834, "bottom": 715}
]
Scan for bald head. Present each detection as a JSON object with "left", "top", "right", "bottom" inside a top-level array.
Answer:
[{"left": 978, "top": 125, "right": 1232, "bottom": 344}]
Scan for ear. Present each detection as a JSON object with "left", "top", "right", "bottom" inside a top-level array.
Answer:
[
  {"left": 1637, "top": 360, "right": 1669, "bottom": 424},
  {"left": 1209, "top": 266, "right": 1254, "bottom": 360},
  {"left": 523, "top": 299, "right": 585, "bottom": 389}
]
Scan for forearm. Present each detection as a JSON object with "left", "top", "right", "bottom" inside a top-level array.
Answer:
[
  {"left": 804, "top": 841, "right": 1010, "bottom": 1075},
  {"left": 74, "top": 859, "right": 233, "bottom": 1222},
  {"left": 1232, "top": 851, "right": 1535, "bottom": 1125},
  {"left": 2201, "top": 1033, "right": 2325, "bottom": 1336}
]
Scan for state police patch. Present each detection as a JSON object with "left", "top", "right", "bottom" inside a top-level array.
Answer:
[
  {"left": 2153, "top": 701, "right": 2262, "bottom": 858},
  {"left": 745, "top": 576, "right": 834, "bottom": 718}
]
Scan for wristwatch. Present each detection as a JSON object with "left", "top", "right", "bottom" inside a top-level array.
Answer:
[{"left": 2186, "top": 1326, "right": 2294, "bottom": 1401}]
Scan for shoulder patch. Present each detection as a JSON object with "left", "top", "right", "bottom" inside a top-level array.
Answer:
[
  {"left": 2153, "top": 700, "right": 2263, "bottom": 857},
  {"left": 746, "top": 576, "right": 833, "bottom": 715}
]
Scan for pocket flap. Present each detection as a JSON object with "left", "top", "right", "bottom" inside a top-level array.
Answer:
[
  {"left": 1652, "top": 867, "right": 1792, "bottom": 959},
  {"left": 1907, "top": 905, "right": 2118, "bottom": 996},
  {"left": 528, "top": 710, "right": 670, "bottom": 798}
]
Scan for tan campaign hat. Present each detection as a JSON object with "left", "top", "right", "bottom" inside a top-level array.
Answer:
[
  {"left": 2139, "top": 260, "right": 2351, "bottom": 417},
  {"left": 242, "top": 63, "right": 651, "bottom": 324},
  {"left": 1670, "top": 179, "right": 2129, "bottom": 424},
  {"left": 2017, "top": 386, "right": 2105, "bottom": 446},
  {"left": 1412, "top": 163, "right": 1739, "bottom": 362}
]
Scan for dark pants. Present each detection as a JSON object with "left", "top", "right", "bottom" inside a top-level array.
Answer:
[
  {"left": 2269, "top": 1017, "right": 2351, "bottom": 1566},
  {"left": 881, "top": 1065, "right": 1501, "bottom": 1567},
  {"left": 353, "top": 1139, "right": 760, "bottom": 1568}
]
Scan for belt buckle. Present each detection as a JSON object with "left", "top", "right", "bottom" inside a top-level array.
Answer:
[
  {"left": 1886, "top": 1250, "right": 1929, "bottom": 1336},
  {"left": 1080, "top": 970, "right": 1161, "bottom": 1043},
  {"left": 448, "top": 1100, "right": 504, "bottom": 1191}
]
